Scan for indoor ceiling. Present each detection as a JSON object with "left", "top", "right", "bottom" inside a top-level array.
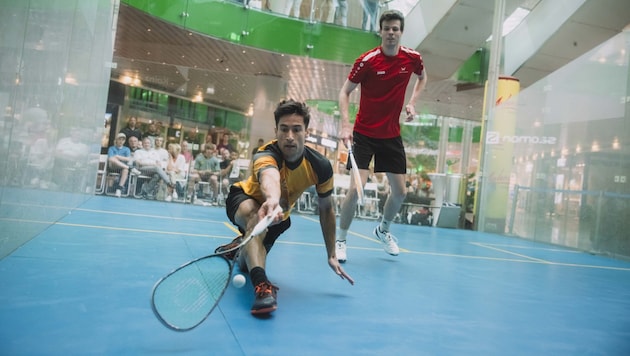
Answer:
[{"left": 111, "top": 0, "right": 630, "bottom": 122}]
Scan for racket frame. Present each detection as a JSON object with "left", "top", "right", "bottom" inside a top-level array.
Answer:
[
  {"left": 347, "top": 147, "right": 365, "bottom": 205},
  {"left": 151, "top": 207, "right": 281, "bottom": 331}
]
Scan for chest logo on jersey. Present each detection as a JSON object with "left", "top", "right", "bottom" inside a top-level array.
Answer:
[
  {"left": 400, "top": 67, "right": 409, "bottom": 74},
  {"left": 377, "top": 71, "right": 386, "bottom": 75}
]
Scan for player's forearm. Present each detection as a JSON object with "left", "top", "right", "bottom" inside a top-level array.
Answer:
[
  {"left": 318, "top": 197, "right": 337, "bottom": 259},
  {"left": 338, "top": 91, "right": 350, "bottom": 125},
  {"left": 338, "top": 80, "right": 357, "bottom": 126},
  {"left": 259, "top": 169, "right": 281, "bottom": 203},
  {"left": 408, "top": 73, "right": 428, "bottom": 107}
]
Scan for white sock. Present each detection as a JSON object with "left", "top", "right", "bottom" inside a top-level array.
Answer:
[{"left": 338, "top": 229, "right": 347, "bottom": 241}]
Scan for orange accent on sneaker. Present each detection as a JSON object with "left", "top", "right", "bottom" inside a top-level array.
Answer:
[{"left": 251, "top": 281, "right": 279, "bottom": 315}]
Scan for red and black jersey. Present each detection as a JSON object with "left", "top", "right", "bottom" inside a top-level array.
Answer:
[{"left": 348, "top": 46, "right": 424, "bottom": 139}]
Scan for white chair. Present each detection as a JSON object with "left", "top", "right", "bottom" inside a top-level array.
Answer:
[
  {"left": 95, "top": 154, "right": 108, "bottom": 195},
  {"left": 105, "top": 165, "right": 131, "bottom": 197}
]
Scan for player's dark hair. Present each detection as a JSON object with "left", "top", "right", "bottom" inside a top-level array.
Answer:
[
  {"left": 379, "top": 10, "right": 405, "bottom": 32},
  {"left": 274, "top": 99, "right": 310, "bottom": 129}
]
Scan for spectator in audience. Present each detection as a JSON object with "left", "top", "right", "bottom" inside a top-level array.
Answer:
[
  {"left": 153, "top": 136, "right": 169, "bottom": 169},
  {"left": 220, "top": 149, "right": 243, "bottom": 196},
  {"left": 319, "top": 0, "right": 337, "bottom": 23},
  {"left": 181, "top": 140, "right": 193, "bottom": 164},
  {"left": 335, "top": 0, "right": 348, "bottom": 26},
  {"left": 204, "top": 133, "right": 214, "bottom": 147},
  {"left": 142, "top": 121, "right": 161, "bottom": 146},
  {"left": 216, "top": 132, "right": 235, "bottom": 153},
  {"left": 120, "top": 116, "right": 142, "bottom": 148},
  {"left": 107, "top": 133, "right": 133, "bottom": 197},
  {"left": 191, "top": 143, "right": 220, "bottom": 200},
  {"left": 134, "top": 137, "right": 172, "bottom": 199},
  {"left": 362, "top": 0, "right": 379, "bottom": 32},
  {"left": 165, "top": 143, "right": 187, "bottom": 202},
  {"left": 283, "top": 0, "right": 303, "bottom": 18},
  {"left": 128, "top": 135, "right": 140, "bottom": 155},
  {"left": 218, "top": 148, "right": 235, "bottom": 196},
  {"left": 251, "top": 138, "right": 264, "bottom": 156}
]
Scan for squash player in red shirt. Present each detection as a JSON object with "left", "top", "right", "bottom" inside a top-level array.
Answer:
[{"left": 336, "top": 9, "right": 427, "bottom": 262}]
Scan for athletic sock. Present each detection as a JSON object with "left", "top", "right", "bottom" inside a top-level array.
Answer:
[
  {"left": 250, "top": 267, "right": 268, "bottom": 287},
  {"left": 338, "top": 229, "right": 348, "bottom": 241},
  {"left": 379, "top": 219, "right": 392, "bottom": 233}
]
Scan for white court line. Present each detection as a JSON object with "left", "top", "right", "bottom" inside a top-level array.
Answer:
[
  {"left": 0, "top": 217, "right": 234, "bottom": 240},
  {"left": 298, "top": 215, "right": 411, "bottom": 252},
  {"left": 73, "top": 208, "right": 225, "bottom": 224},
  {"left": 297, "top": 215, "right": 630, "bottom": 272},
  {"left": 1, "top": 201, "right": 225, "bottom": 224},
  {"left": 474, "top": 243, "right": 583, "bottom": 253},
  {"left": 470, "top": 242, "right": 551, "bottom": 263}
]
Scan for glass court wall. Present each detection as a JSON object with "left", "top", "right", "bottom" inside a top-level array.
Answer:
[
  {"left": 0, "top": 0, "right": 116, "bottom": 258},
  {"left": 480, "top": 30, "right": 630, "bottom": 259}
]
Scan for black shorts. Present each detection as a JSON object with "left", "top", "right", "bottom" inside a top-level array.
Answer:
[
  {"left": 349, "top": 131, "right": 406, "bottom": 174},
  {"left": 225, "top": 186, "right": 291, "bottom": 252}
]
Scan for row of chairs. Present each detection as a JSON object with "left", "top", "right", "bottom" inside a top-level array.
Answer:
[
  {"left": 95, "top": 154, "right": 188, "bottom": 200},
  {"left": 95, "top": 154, "right": 249, "bottom": 204}
]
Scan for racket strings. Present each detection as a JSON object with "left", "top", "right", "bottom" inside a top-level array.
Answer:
[{"left": 152, "top": 256, "right": 232, "bottom": 330}]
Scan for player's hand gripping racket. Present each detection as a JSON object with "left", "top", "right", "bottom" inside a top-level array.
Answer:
[
  {"left": 151, "top": 206, "right": 282, "bottom": 331},
  {"left": 347, "top": 146, "right": 365, "bottom": 205}
]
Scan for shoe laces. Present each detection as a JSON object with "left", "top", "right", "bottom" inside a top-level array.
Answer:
[
  {"left": 254, "top": 281, "right": 278, "bottom": 297},
  {"left": 336, "top": 240, "right": 346, "bottom": 249}
]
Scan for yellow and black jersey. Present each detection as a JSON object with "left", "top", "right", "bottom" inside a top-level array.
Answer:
[{"left": 235, "top": 140, "right": 334, "bottom": 218}]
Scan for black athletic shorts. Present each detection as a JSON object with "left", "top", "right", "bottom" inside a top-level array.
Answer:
[
  {"left": 348, "top": 131, "right": 406, "bottom": 174},
  {"left": 225, "top": 185, "right": 291, "bottom": 253}
]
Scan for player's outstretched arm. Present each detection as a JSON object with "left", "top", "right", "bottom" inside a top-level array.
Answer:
[{"left": 319, "top": 194, "right": 354, "bottom": 285}]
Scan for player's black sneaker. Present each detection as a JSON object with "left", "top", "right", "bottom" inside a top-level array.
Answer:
[
  {"left": 251, "top": 281, "right": 279, "bottom": 315},
  {"left": 214, "top": 235, "right": 243, "bottom": 261}
]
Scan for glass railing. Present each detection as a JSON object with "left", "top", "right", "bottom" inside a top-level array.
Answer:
[{"left": 121, "top": 0, "right": 424, "bottom": 63}]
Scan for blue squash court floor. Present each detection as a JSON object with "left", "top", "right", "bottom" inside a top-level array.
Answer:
[{"left": 1, "top": 195, "right": 629, "bottom": 355}]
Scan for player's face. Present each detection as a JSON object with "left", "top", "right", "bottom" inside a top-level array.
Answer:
[
  {"left": 275, "top": 114, "right": 306, "bottom": 163},
  {"left": 379, "top": 19, "right": 402, "bottom": 46}
]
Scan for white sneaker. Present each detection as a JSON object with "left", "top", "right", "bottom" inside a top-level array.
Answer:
[
  {"left": 115, "top": 189, "right": 122, "bottom": 198},
  {"left": 172, "top": 190, "right": 178, "bottom": 200},
  {"left": 131, "top": 168, "right": 141, "bottom": 176},
  {"left": 165, "top": 195, "right": 172, "bottom": 202},
  {"left": 373, "top": 226, "right": 399, "bottom": 256},
  {"left": 336, "top": 240, "right": 347, "bottom": 263}
]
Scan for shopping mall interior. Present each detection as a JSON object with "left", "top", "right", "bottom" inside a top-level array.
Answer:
[{"left": 0, "top": 1, "right": 629, "bottom": 354}]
